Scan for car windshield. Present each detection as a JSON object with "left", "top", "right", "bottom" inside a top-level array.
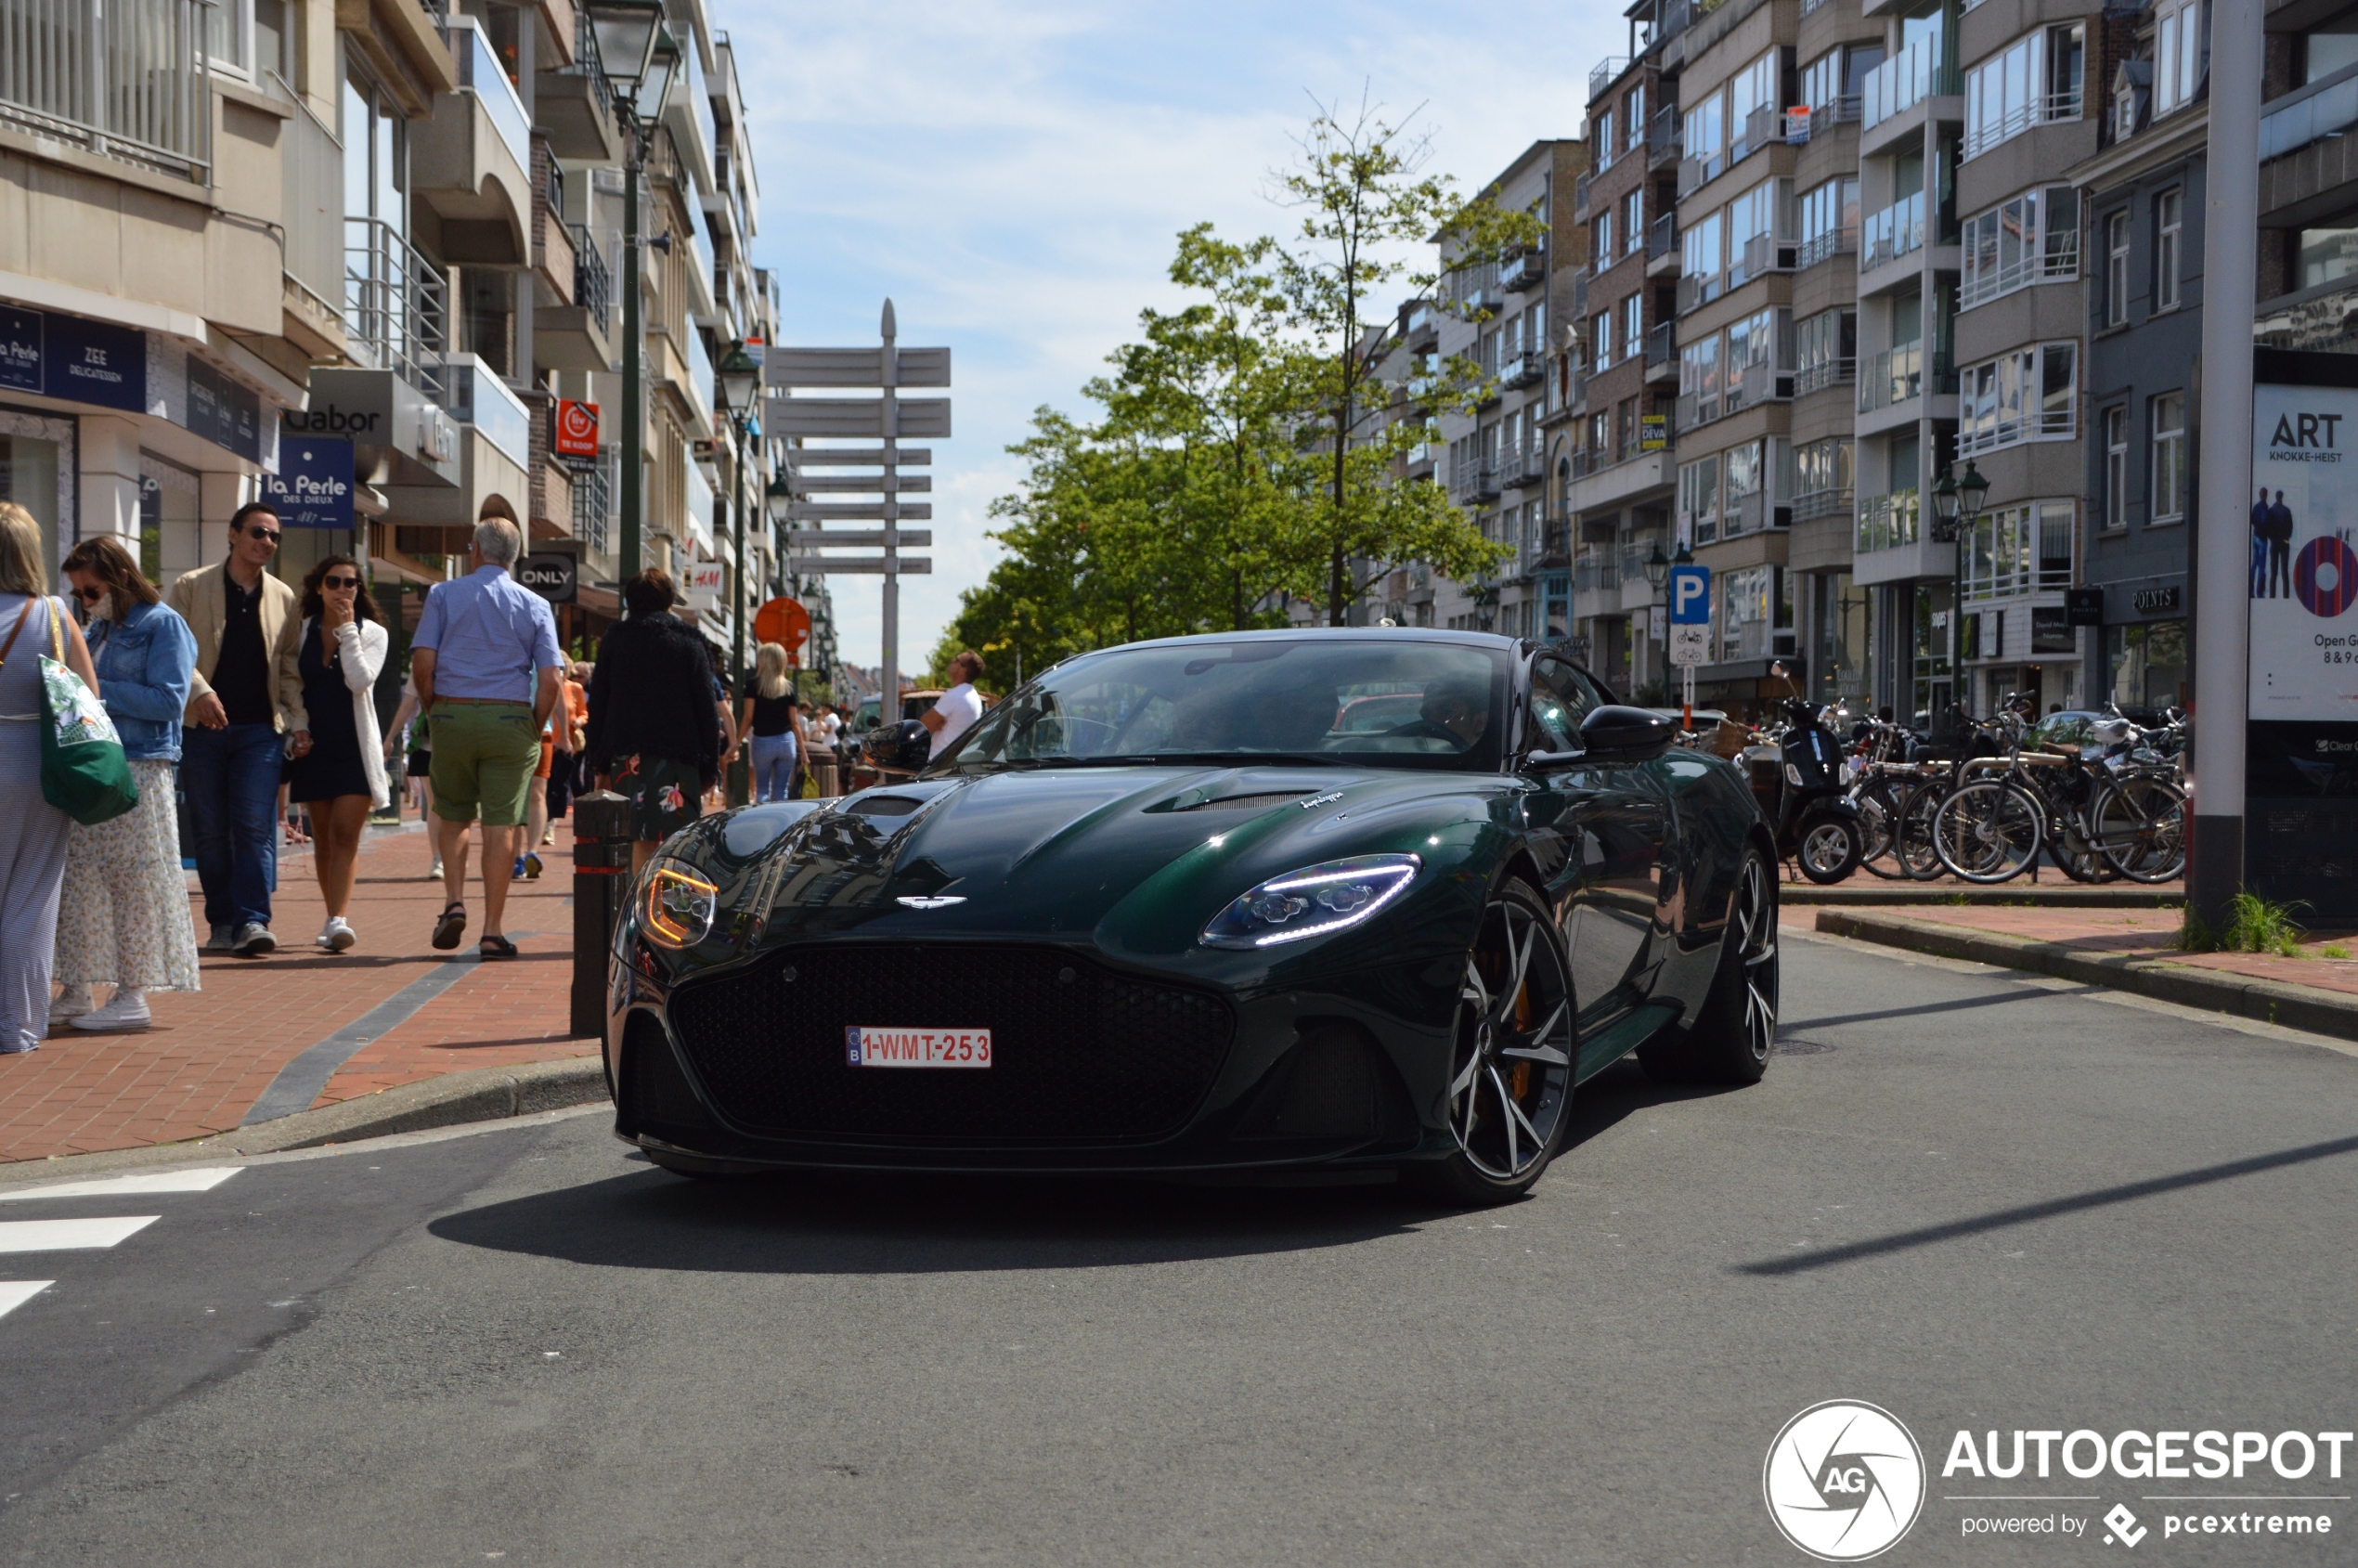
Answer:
[{"left": 933, "top": 639, "right": 1512, "bottom": 774}]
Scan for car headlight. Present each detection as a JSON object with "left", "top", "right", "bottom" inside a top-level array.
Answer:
[
  {"left": 1200, "top": 853, "right": 1421, "bottom": 950},
  {"left": 641, "top": 859, "right": 719, "bottom": 949}
]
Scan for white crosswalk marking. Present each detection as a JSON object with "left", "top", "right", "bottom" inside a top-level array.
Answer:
[
  {"left": 0, "top": 1167, "right": 242, "bottom": 1201},
  {"left": 0, "top": 1216, "right": 161, "bottom": 1253},
  {"left": 0, "top": 1280, "right": 53, "bottom": 1319}
]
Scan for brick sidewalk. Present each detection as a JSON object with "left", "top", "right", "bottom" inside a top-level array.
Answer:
[
  {"left": 1786, "top": 900, "right": 2358, "bottom": 999},
  {"left": 0, "top": 823, "right": 596, "bottom": 1164}
]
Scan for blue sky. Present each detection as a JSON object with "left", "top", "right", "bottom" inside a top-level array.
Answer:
[{"left": 728, "top": 1, "right": 1626, "bottom": 675}]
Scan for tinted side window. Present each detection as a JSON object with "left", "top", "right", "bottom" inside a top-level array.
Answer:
[{"left": 1528, "top": 658, "right": 1598, "bottom": 750}]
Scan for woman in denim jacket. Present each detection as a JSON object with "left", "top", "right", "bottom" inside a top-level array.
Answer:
[{"left": 49, "top": 537, "right": 203, "bottom": 1033}]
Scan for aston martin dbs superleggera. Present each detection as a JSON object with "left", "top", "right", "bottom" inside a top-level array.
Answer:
[{"left": 605, "top": 629, "right": 1778, "bottom": 1203}]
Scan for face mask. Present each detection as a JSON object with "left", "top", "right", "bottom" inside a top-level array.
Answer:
[{"left": 90, "top": 592, "right": 113, "bottom": 621}]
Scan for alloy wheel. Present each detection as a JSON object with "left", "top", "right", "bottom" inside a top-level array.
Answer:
[
  {"left": 1447, "top": 896, "right": 1575, "bottom": 1182},
  {"left": 1731, "top": 855, "right": 1779, "bottom": 1065}
]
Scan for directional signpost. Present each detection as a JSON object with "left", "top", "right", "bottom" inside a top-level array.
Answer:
[
  {"left": 765, "top": 302, "right": 951, "bottom": 707},
  {"left": 1667, "top": 562, "right": 1711, "bottom": 730}
]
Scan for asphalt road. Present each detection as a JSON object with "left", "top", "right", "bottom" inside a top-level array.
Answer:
[{"left": 3, "top": 931, "right": 2355, "bottom": 1567}]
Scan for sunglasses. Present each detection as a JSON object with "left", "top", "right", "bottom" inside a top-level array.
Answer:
[
  {"left": 321, "top": 575, "right": 360, "bottom": 590},
  {"left": 245, "top": 525, "right": 282, "bottom": 543},
  {"left": 74, "top": 585, "right": 106, "bottom": 603}
]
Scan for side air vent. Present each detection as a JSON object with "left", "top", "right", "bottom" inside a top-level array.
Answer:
[{"left": 1178, "top": 792, "right": 1312, "bottom": 812}]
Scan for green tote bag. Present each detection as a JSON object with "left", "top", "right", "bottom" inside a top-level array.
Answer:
[{"left": 31, "top": 597, "right": 139, "bottom": 824}]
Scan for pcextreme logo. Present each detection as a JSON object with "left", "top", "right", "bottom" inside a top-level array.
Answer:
[{"left": 1764, "top": 1401, "right": 1927, "bottom": 1562}]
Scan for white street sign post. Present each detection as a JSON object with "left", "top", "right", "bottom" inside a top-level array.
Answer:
[
  {"left": 1667, "top": 562, "right": 1711, "bottom": 731},
  {"left": 765, "top": 300, "right": 952, "bottom": 716}
]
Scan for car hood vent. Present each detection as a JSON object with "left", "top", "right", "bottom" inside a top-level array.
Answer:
[
  {"left": 1175, "top": 792, "right": 1312, "bottom": 812},
  {"left": 848, "top": 795, "right": 925, "bottom": 817}
]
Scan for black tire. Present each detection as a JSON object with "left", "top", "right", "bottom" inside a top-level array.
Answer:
[
  {"left": 1405, "top": 880, "right": 1577, "bottom": 1207},
  {"left": 1794, "top": 812, "right": 1862, "bottom": 884},
  {"left": 644, "top": 1149, "right": 766, "bottom": 1180},
  {"left": 1894, "top": 784, "right": 1947, "bottom": 879},
  {"left": 1638, "top": 849, "right": 1778, "bottom": 1085}
]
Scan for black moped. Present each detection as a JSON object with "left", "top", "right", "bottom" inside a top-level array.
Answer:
[{"left": 1742, "top": 668, "right": 1864, "bottom": 884}]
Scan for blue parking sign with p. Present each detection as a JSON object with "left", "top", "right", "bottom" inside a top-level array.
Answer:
[{"left": 1668, "top": 564, "right": 1711, "bottom": 625}]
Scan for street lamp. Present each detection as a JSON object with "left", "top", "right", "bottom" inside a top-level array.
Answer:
[
  {"left": 1932, "top": 460, "right": 1989, "bottom": 712},
  {"left": 1642, "top": 540, "right": 1670, "bottom": 588},
  {"left": 1673, "top": 539, "right": 1694, "bottom": 565},
  {"left": 717, "top": 342, "right": 762, "bottom": 804},
  {"left": 590, "top": 6, "right": 679, "bottom": 584}
]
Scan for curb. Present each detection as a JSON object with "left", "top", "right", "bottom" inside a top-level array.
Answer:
[
  {"left": 0, "top": 1056, "right": 609, "bottom": 1186},
  {"left": 1783, "top": 884, "right": 2183, "bottom": 908},
  {"left": 1813, "top": 910, "right": 2358, "bottom": 1043}
]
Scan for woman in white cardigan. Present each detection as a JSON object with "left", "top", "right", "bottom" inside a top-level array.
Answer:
[{"left": 285, "top": 556, "right": 390, "bottom": 952}]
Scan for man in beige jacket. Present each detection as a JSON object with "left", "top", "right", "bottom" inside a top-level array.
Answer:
[{"left": 166, "top": 501, "right": 309, "bottom": 957}]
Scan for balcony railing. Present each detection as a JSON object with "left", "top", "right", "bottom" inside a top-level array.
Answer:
[
  {"left": 1856, "top": 488, "right": 1923, "bottom": 552},
  {"left": 1963, "top": 87, "right": 2084, "bottom": 159},
  {"left": 1957, "top": 397, "right": 2077, "bottom": 457},
  {"left": 1573, "top": 172, "right": 1594, "bottom": 221},
  {"left": 345, "top": 216, "right": 448, "bottom": 398},
  {"left": 1647, "top": 211, "right": 1678, "bottom": 261},
  {"left": 1403, "top": 300, "right": 1441, "bottom": 344},
  {"left": 1857, "top": 344, "right": 1953, "bottom": 413},
  {"left": 1962, "top": 512, "right": 2075, "bottom": 600},
  {"left": 1792, "top": 486, "right": 1854, "bottom": 523},
  {"left": 1960, "top": 231, "right": 2079, "bottom": 309},
  {"left": 1860, "top": 191, "right": 1925, "bottom": 269},
  {"left": 571, "top": 448, "right": 615, "bottom": 554},
  {"left": 1452, "top": 463, "right": 1504, "bottom": 505},
  {"left": 0, "top": 0, "right": 212, "bottom": 180},
  {"left": 1647, "top": 104, "right": 1681, "bottom": 170},
  {"left": 571, "top": 221, "right": 612, "bottom": 330},
  {"left": 2261, "top": 61, "right": 2358, "bottom": 162},
  {"left": 1590, "top": 56, "right": 1634, "bottom": 103},
  {"left": 1500, "top": 249, "right": 1548, "bottom": 292},
  {"left": 449, "top": 17, "right": 532, "bottom": 175},
  {"left": 1732, "top": 103, "right": 1781, "bottom": 164},
  {"left": 1862, "top": 35, "right": 1958, "bottom": 131},
  {"left": 279, "top": 84, "right": 343, "bottom": 320},
  {"left": 1646, "top": 320, "right": 1676, "bottom": 368},
  {"left": 1796, "top": 225, "right": 1859, "bottom": 270},
  {"left": 1794, "top": 355, "right": 1856, "bottom": 395},
  {"left": 1500, "top": 350, "right": 1547, "bottom": 391}
]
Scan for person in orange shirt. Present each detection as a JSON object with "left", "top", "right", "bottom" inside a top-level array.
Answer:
[{"left": 522, "top": 661, "right": 591, "bottom": 876}]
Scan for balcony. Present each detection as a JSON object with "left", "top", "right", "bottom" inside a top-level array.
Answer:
[
  {"left": 1677, "top": 270, "right": 1724, "bottom": 315},
  {"left": 1957, "top": 396, "right": 2076, "bottom": 458},
  {"left": 1647, "top": 213, "right": 1679, "bottom": 276},
  {"left": 1647, "top": 105, "right": 1682, "bottom": 171},
  {"left": 279, "top": 89, "right": 347, "bottom": 359},
  {"left": 1732, "top": 359, "right": 1795, "bottom": 409},
  {"left": 1963, "top": 88, "right": 2084, "bottom": 160},
  {"left": 411, "top": 18, "right": 533, "bottom": 266},
  {"left": 1783, "top": 98, "right": 1860, "bottom": 143},
  {"left": 1860, "top": 192, "right": 1925, "bottom": 270},
  {"left": 441, "top": 354, "right": 533, "bottom": 474},
  {"left": 1501, "top": 440, "right": 1547, "bottom": 488},
  {"left": 1732, "top": 104, "right": 1782, "bottom": 164},
  {"left": 1861, "top": 35, "right": 1958, "bottom": 132},
  {"left": 1794, "top": 354, "right": 1856, "bottom": 396},
  {"left": 537, "top": 3, "right": 621, "bottom": 162},
  {"left": 1402, "top": 300, "right": 1441, "bottom": 349},
  {"left": 1460, "top": 285, "right": 1505, "bottom": 319},
  {"left": 1590, "top": 56, "right": 1635, "bottom": 103},
  {"left": 1960, "top": 231, "right": 2079, "bottom": 309},
  {"left": 1856, "top": 488, "right": 1922, "bottom": 553},
  {"left": 1500, "top": 350, "right": 1547, "bottom": 391},
  {"left": 1573, "top": 172, "right": 1594, "bottom": 222},
  {"left": 532, "top": 152, "right": 577, "bottom": 309},
  {"left": 1501, "top": 249, "right": 1548, "bottom": 292},
  {"left": 570, "top": 448, "right": 616, "bottom": 556},
  {"left": 345, "top": 216, "right": 448, "bottom": 399},
  {"left": 534, "top": 221, "right": 614, "bottom": 373},
  {"left": 0, "top": 0, "right": 211, "bottom": 181},
  {"left": 1645, "top": 320, "right": 1676, "bottom": 370},
  {"left": 1857, "top": 344, "right": 1952, "bottom": 414},
  {"left": 1737, "top": 232, "right": 1798, "bottom": 282},
  {"left": 1451, "top": 462, "right": 1504, "bottom": 506},
  {"left": 2261, "top": 61, "right": 2358, "bottom": 162},
  {"left": 1791, "top": 486, "right": 1854, "bottom": 523},
  {"left": 1961, "top": 509, "right": 2074, "bottom": 601},
  {"left": 1796, "top": 224, "right": 1858, "bottom": 271}
]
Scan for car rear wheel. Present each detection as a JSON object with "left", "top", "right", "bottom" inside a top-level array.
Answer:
[
  {"left": 1639, "top": 849, "right": 1778, "bottom": 1085},
  {"left": 1407, "top": 881, "right": 1575, "bottom": 1207}
]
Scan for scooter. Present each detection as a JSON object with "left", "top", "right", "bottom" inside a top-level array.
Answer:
[{"left": 1743, "top": 665, "right": 1864, "bottom": 884}]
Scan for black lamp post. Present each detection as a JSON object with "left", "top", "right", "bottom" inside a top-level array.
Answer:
[
  {"left": 1643, "top": 539, "right": 1670, "bottom": 588},
  {"left": 587, "top": 0, "right": 676, "bottom": 584},
  {"left": 1931, "top": 460, "right": 1989, "bottom": 709},
  {"left": 716, "top": 342, "right": 761, "bottom": 803}
]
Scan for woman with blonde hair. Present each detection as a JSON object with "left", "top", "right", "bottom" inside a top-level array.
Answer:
[
  {"left": 0, "top": 502, "right": 103, "bottom": 1053},
  {"left": 49, "top": 536, "right": 201, "bottom": 1031},
  {"left": 738, "top": 641, "right": 801, "bottom": 802}
]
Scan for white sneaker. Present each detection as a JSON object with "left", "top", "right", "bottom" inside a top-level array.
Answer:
[
  {"left": 428, "top": 860, "right": 445, "bottom": 880},
  {"left": 320, "top": 916, "right": 356, "bottom": 952},
  {"left": 48, "top": 984, "right": 94, "bottom": 1025},
  {"left": 71, "top": 989, "right": 150, "bottom": 1031}
]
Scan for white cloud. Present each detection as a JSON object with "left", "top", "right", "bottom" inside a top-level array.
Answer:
[{"left": 727, "top": 0, "right": 1626, "bottom": 677}]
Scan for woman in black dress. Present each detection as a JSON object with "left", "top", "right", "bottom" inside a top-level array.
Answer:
[{"left": 287, "top": 557, "right": 390, "bottom": 952}]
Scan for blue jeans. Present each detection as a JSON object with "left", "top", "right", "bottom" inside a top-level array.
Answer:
[
  {"left": 749, "top": 732, "right": 799, "bottom": 802},
  {"left": 182, "top": 723, "right": 282, "bottom": 931}
]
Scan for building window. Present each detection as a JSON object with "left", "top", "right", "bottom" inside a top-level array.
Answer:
[
  {"left": 1963, "top": 500, "right": 2077, "bottom": 600},
  {"left": 1960, "top": 343, "right": 2079, "bottom": 455},
  {"left": 1963, "top": 26, "right": 2086, "bottom": 159},
  {"left": 1681, "top": 211, "right": 1725, "bottom": 303},
  {"left": 2105, "top": 210, "right": 2131, "bottom": 326},
  {"left": 1795, "top": 308, "right": 1856, "bottom": 394},
  {"left": 1678, "top": 333, "right": 1722, "bottom": 427},
  {"left": 1621, "top": 294, "right": 1643, "bottom": 361},
  {"left": 2155, "top": 188, "right": 2183, "bottom": 310},
  {"left": 1591, "top": 311, "right": 1613, "bottom": 370},
  {"left": 2297, "top": 223, "right": 2358, "bottom": 290},
  {"left": 1794, "top": 437, "right": 1854, "bottom": 520},
  {"left": 2103, "top": 406, "right": 2129, "bottom": 530},
  {"left": 1725, "top": 179, "right": 1789, "bottom": 285},
  {"left": 2155, "top": 0, "right": 2203, "bottom": 118},
  {"left": 1730, "top": 48, "right": 1781, "bottom": 158},
  {"left": 2150, "top": 391, "right": 2187, "bottom": 523},
  {"left": 1678, "top": 453, "right": 1721, "bottom": 546},
  {"left": 1961, "top": 187, "right": 2079, "bottom": 308},
  {"left": 1623, "top": 190, "right": 1645, "bottom": 257},
  {"left": 1596, "top": 110, "right": 1616, "bottom": 170},
  {"left": 1626, "top": 84, "right": 1647, "bottom": 150},
  {"left": 1684, "top": 94, "right": 1726, "bottom": 183},
  {"left": 1797, "top": 176, "right": 1859, "bottom": 267},
  {"left": 2107, "top": 620, "right": 2187, "bottom": 710},
  {"left": 1595, "top": 213, "right": 1613, "bottom": 268}
]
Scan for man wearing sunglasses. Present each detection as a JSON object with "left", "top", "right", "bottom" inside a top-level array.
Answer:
[{"left": 165, "top": 500, "right": 310, "bottom": 957}]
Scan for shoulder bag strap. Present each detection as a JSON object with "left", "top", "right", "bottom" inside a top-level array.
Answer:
[{"left": 0, "top": 595, "right": 33, "bottom": 674}]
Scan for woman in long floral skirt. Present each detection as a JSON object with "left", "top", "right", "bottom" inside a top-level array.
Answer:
[{"left": 49, "top": 536, "right": 201, "bottom": 1032}]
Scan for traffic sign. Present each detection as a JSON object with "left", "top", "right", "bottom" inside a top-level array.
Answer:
[
  {"left": 1667, "top": 563, "right": 1711, "bottom": 624},
  {"left": 1669, "top": 625, "right": 1710, "bottom": 667},
  {"left": 753, "top": 596, "right": 810, "bottom": 653}
]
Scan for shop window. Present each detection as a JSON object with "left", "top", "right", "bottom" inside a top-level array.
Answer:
[{"left": 2106, "top": 620, "right": 2188, "bottom": 711}]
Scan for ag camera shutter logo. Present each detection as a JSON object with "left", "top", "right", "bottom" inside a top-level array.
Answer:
[{"left": 1764, "top": 1400, "right": 1926, "bottom": 1561}]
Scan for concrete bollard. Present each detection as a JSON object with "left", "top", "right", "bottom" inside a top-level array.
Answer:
[
  {"left": 571, "top": 790, "right": 633, "bottom": 1042},
  {"left": 810, "top": 755, "right": 838, "bottom": 797}
]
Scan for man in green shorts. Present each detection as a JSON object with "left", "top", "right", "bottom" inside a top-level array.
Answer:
[{"left": 409, "top": 512, "right": 564, "bottom": 958}]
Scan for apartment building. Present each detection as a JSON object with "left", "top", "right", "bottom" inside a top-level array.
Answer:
[
  {"left": 1564, "top": 44, "right": 1678, "bottom": 700},
  {"left": 0, "top": 0, "right": 803, "bottom": 685},
  {"left": 1434, "top": 139, "right": 1587, "bottom": 641}
]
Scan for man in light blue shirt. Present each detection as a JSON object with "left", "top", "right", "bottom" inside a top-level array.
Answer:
[{"left": 411, "top": 512, "right": 564, "bottom": 958}]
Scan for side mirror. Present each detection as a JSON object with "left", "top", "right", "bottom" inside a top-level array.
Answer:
[{"left": 1576, "top": 704, "right": 1678, "bottom": 763}]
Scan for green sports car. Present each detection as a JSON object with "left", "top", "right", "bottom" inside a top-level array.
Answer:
[{"left": 606, "top": 629, "right": 1778, "bottom": 1203}]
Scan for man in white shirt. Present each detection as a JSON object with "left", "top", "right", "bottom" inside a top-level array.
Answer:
[{"left": 921, "top": 651, "right": 987, "bottom": 758}]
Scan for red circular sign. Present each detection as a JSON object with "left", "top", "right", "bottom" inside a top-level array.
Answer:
[
  {"left": 554, "top": 399, "right": 600, "bottom": 458},
  {"left": 2295, "top": 536, "right": 2358, "bottom": 617},
  {"left": 754, "top": 596, "right": 810, "bottom": 653}
]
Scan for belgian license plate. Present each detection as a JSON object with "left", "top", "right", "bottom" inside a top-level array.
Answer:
[{"left": 845, "top": 1027, "right": 992, "bottom": 1068}]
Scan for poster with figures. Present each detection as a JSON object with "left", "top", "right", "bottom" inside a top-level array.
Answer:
[{"left": 2250, "top": 382, "right": 2358, "bottom": 719}]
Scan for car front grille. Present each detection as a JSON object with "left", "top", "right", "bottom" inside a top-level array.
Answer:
[{"left": 666, "top": 944, "right": 1235, "bottom": 1143}]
